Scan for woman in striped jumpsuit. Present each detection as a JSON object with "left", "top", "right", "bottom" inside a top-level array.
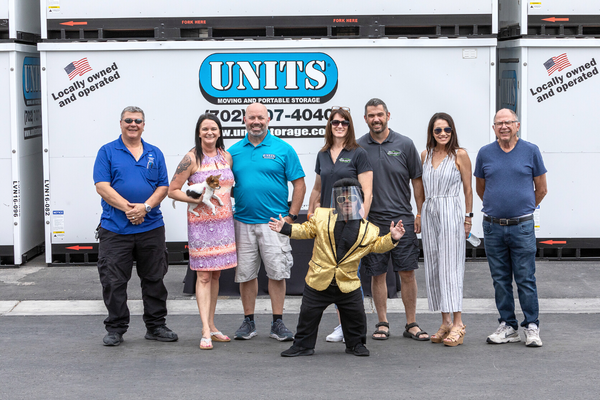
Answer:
[{"left": 420, "top": 112, "right": 473, "bottom": 346}]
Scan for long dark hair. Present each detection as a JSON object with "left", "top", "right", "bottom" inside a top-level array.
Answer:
[
  {"left": 194, "top": 113, "right": 225, "bottom": 166},
  {"left": 426, "top": 112, "right": 461, "bottom": 157},
  {"left": 322, "top": 108, "right": 359, "bottom": 152}
]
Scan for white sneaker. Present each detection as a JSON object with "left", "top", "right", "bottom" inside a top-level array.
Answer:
[
  {"left": 486, "top": 322, "right": 521, "bottom": 344},
  {"left": 524, "top": 323, "right": 543, "bottom": 347},
  {"left": 326, "top": 324, "right": 344, "bottom": 342}
]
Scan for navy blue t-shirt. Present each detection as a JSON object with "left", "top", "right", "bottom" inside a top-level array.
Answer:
[
  {"left": 93, "top": 136, "right": 168, "bottom": 234},
  {"left": 474, "top": 139, "right": 547, "bottom": 218}
]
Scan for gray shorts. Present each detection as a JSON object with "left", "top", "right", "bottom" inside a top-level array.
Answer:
[
  {"left": 234, "top": 219, "right": 293, "bottom": 283},
  {"left": 362, "top": 220, "right": 420, "bottom": 277}
]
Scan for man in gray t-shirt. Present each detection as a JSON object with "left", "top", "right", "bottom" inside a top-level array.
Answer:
[{"left": 356, "top": 98, "right": 429, "bottom": 341}]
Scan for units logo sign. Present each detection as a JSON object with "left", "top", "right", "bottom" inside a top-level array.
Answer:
[
  {"left": 23, "top": 57, "right": 41, "bottom": 106},
  {"left": 199, "top": 52, "right": 338, "bottom": 105}
]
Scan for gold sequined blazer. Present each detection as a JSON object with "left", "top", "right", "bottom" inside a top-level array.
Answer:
[{"left": 291, "top": 207, "right": 397, "bottom": 293}]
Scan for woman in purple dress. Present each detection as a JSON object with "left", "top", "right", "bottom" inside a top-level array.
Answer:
[{"left": 169, "top": 114, "right": 237, "bottom": 350}]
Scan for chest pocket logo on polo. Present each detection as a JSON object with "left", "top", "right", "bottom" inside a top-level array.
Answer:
[
  {"left": 387, "top": 150, "right": 401, "bottom": 157},
  {"left": 339, "top": 157, "right": 351, "bottom": 163},
  {"left": 263, "top": 154, "right": 276, "bottom": 160},
  {"left": 145, "top": 154, "right": 158, "bottom": 183}
]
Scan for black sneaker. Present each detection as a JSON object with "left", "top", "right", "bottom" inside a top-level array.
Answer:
[
  {"left": 234, "top": 317, "right": 257, "bottom": 340},
  {"left": 270, "top": 319, "right": 294, "bottom": 341},
  {"left": 281, "top": 345, "right": 315, "bottom": 357},
  {"left": 103, "top": 332, "right": 123, "bottom": 346},
  {"left": 345, "top": 343, "right": 370, "bottom": 356},
  {"left": 145, "top": 325, "right": 178, "bottom": 342}
]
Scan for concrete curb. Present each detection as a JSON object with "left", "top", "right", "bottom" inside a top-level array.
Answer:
[{"left": 2, "top": 297, "right": 600, "bottom": 316}]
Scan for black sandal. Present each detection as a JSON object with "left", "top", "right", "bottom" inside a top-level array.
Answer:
[
  {"left": 403, "top": 322, "right": 430, "bottom": 341},
  {"left": 372, "top": 322, "right": 390, "bottom": 340}
]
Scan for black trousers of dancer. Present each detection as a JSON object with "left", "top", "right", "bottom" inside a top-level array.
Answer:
[
  {"left": 97, "top": 226, "right": 169, "bottom": 334},
  {"left": 293, "top": 283, "right": 366, "bottom": 350}
]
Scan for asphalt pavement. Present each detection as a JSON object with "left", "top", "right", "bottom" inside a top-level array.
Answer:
[{"left": 1, "top": 256, "right": 599, "bottom": 400}]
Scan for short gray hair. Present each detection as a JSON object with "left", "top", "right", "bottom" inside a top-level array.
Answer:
[
  {"left": 364, "top": 98, "right": 389, "bottom": 115},
  {"left": 120, "top": 106, "right": 145, "bottom": 121}
]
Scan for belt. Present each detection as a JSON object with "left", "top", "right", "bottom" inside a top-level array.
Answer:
[{"left": 483, "top": 214, "right": 534, "bottom": 226}]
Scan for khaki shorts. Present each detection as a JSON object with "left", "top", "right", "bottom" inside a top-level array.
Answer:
[{"left": 234, "top": 219, "right": 293, "bottom": 283}]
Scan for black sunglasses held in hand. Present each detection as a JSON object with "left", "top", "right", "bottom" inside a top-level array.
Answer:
[
  {"left": 433, "top": 127, "right": 452, "bottom": 135},
  {"left": 331, "top": 120, "right": 350, "bottom": 127},
  {"left": 123, "top": 118, "right": 144, "bottom": 124}
]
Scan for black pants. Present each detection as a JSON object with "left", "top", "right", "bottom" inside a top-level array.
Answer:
[
  {"left": 97, "top": 226, "right": 169, "bottom": 334},
  {"left": 294, "top": 284, "right": 367, "bottom": 350}
]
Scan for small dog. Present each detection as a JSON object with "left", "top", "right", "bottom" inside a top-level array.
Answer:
[{"left": 173, "top": 174, "right": 223, "bottom": 216}]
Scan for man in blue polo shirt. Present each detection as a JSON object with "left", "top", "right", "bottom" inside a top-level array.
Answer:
[
  {"left": 475, "top": 108, "right": 547, "bottom": 347},
  {"left": 93, "top": 106, "right": 177, "bottom": 346},
  {"left": 229, "top": 102, "right": 306, "bottom": 341}
]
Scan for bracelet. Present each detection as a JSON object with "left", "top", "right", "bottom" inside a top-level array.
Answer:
[
  {"left": 416, "top": 214, "right": 421, "bottom": 218},
  {"left": 307, "top": 213, "right": 313, "bottom": 220},
  {"left": 464, "top": 221, "right": 472, "bottom": 225}
]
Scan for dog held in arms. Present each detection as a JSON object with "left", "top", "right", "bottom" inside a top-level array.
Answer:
[{"left": 173, "top": 174, "right": 223, "bottom": 217}]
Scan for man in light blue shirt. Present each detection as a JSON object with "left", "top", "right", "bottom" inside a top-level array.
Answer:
[{"left": 229, "top": 102, "right": 306, "bottom": 342}]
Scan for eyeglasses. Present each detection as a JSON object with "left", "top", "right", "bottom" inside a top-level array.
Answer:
[
  {"left": 336, "top": 194, "right": 358, "bottom": 203},
  {"left": 331, "top": 106, "right": 350, "bottom": 112},
  {"left": 433, "top": 127, "right": 452, "bottom": 135},
  {"left": 123, "top": 118, "right": 144, "bottom": 124},
  {"left": 493, "top": 120, "right": 517, "bottom": 127},
  {"left": 331, "top": 120, "right": 350, "bottom": 127}
]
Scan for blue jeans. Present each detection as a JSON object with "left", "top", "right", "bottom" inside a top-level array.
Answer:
[{"left": 483, "top": 219, "right": 539, "bottom": 330}]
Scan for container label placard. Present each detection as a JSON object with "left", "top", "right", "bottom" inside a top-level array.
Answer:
[{"left": 199, "top": 52, "right": 338, "bottom": 105}]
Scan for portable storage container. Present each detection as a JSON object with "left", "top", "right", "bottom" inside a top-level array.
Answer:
[
  {"left": 498, "top": 38, "right": 600, "bottom": 258},
  {"left": 39, "top": 38, "right": 497, "bottom": 266},
  {"left": 41, "top": 0, "right": 497, "bottom": 40},
  {"left": 499, "top": 0, "right": 600, "bottom": 38},
  {"left": 0, "top": 43, "right": 43, "bottom": 265},
  {"left": 0, "top": 0, "right": 41, "bottom": 42}
]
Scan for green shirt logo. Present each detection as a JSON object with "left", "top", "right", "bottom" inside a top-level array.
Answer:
[
  {"left": 387, "top": 150, "right": 401, "bottom": 156},
  {"left": 339, "top": 157, "right": 351, "bottom": 163}
]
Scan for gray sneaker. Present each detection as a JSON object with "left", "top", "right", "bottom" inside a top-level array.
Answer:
[
  {"left": 486, "top": 322, "right": 521, "bottom": 344},
  {"left": 524, "top": 323, "right": 543, "bottom": 347},
  {"left": 270, "top": 319, "right": 294, "bottom": 341},
  {"left": 234, "top": 317, "right": 257, "bottom": 340}
]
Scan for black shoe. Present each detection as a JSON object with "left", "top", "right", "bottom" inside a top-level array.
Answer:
[
  {"left": 145, "top": 325, "right": 178, "bottom": 342},
  {"left": 281, "top": 345, "right": 315, "bottom": 357},
  {"left": 345, "top": 343, "right": 370, "bottom": 356},
  {"left": 103, "top": 332, "right": 123, "bottom": 346}
]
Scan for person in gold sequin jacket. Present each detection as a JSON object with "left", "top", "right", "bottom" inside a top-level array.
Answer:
[{"left": 269, "top": 178, "right": 405, "bottom": 357}]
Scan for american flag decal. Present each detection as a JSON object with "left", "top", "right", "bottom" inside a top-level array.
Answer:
[
  {"left": 544, "top": 53, "right": 571, "bottom": 76},
  {"left": 64, "top": 57, "right": 92, "bottom": 80}
]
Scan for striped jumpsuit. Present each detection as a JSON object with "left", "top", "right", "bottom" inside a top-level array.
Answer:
[{"left": 421, "top": 152, "right": 465, "bottom": 312}]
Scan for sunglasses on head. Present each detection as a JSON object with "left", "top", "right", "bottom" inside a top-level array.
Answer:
[
  {"left": 123, "top": 118, "right": 144, "bottom": 124},
  {"left": 336, "top": 194, "right": 358, "bottom": 203},
  {"left": 331, "top": 106, "right": 350, "bottom": 112},
  {"left": 331, "top": 119, "right": 350, "bottom": 127},
  {"left": 433, "top": 127, "right": 452, "bottom": 135}
]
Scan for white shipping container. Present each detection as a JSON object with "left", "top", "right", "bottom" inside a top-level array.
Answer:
[
  {"left": 498, "top": 38, "right": 600, "bottom": 256},
  {"left": 0, "top": 0, "right": 41, "bottom": 42},
  {"left": 39, "top": 38, "right": 496, "bottom": 264},
  {"left": 499, "top": 0, "right": 600, "bottom": 37},
  {"left": 0, "top": 43, "right": 44, "bottom": 266},
  {"left": 41, "top": 0, "right": 497, "bottom": 40}
]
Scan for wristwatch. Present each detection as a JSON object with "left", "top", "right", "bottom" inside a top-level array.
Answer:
[
  {"left": 144, "top": 203, "right": 152, "bottom": 213},
  {"left": 465, "top": 213, "right": 473, "bottom": 218},
  {"left": 287, "top": 213, "right": 298, "bottom": 222}
]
